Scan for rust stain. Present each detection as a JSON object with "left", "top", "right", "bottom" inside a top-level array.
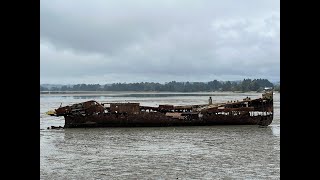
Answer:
[{"left": 50, "top": 89, "right": 274, "bottom": 128}]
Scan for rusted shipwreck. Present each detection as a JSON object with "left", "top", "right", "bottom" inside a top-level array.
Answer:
[{"left": 49, "top": 89, "right": 274, "bottom": 128}]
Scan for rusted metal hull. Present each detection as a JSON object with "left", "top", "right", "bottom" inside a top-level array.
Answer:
[
  {"left": 64, "top": 112, "right": 273, "bottom": 128},
  {"left": 51, "top": 90, "right": 274, "bottom": 128}
]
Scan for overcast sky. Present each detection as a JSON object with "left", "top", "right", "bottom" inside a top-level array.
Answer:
[{"left": 40, "top": 0, "right": 279, "bottom": 84}]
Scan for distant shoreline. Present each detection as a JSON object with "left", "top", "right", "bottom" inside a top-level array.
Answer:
[
  {"left": 40, "top": 91, "right": 278, "bottom": 96},
  {"left": 40, "top": 79, "right": 279, "bottom": 93}
]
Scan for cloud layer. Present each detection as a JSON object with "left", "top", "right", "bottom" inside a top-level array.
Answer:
[{"left": 41, "top": 0, "right": 280, "bottom": 84}]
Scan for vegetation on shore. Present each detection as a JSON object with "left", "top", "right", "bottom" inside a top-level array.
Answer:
[{"left": 41, "top": 79, "right": 279, "bottom": 93}]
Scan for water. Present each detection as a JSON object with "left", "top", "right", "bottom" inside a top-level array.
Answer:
[{"left": 40, "top": 92, "right": 280, "bottom": 179}]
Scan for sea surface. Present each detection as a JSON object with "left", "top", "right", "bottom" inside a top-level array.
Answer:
[{"left": 40, "top": 92, "right": 280, "bottom": 179}]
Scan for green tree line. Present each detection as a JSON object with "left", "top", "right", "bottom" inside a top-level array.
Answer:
[{"left": 40, "top": 79, "right": 277, "bottom": 92}]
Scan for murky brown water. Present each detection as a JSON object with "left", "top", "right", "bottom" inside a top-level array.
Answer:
[{"left": 40, "top": 92, "right": 280, "bottom": 179}]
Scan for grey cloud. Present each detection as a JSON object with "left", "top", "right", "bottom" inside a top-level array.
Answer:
[{"left": 40, "top": 0, "right": 279, "bottom": 84}]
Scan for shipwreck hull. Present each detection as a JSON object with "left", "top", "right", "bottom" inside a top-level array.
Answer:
[
  {"left": 51, "top": 89, "right": 274, "bottom": 128},
  {"left": 64, "top": 112, "right": 273, "bottom": 128}
]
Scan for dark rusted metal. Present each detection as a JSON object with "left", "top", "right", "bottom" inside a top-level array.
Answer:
[{"left": 50, "top": 89, "right": 274, "bottom": 128}]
